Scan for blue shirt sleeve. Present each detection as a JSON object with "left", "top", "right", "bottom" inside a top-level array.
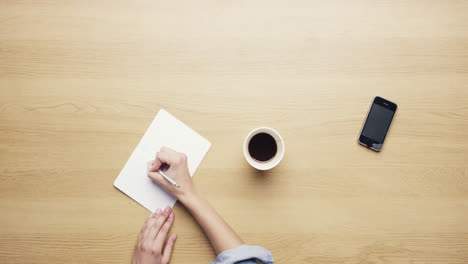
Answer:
[{"left": 210, "top": 244, "right": 274, "bottom": 264}]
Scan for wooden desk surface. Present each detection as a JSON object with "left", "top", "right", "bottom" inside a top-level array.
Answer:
[{"left": 1, "top": 0, "right": 467, "bottom": 263}]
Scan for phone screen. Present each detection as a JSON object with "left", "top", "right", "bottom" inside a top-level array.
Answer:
[
  {"left": 362, "top": 104, "right": 394, "bottom": 142},
  {"left": 359, "top": 97, "right": 397, "bottom": 151}
]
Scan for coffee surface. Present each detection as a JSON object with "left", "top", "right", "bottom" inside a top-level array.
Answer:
[{"left": 248, "top": 132, "right": 277, "bottom": 162}]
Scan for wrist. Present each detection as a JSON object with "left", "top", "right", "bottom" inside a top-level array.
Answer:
[{"left": 180, "top": 188, "right": 203, "bottom": 210}]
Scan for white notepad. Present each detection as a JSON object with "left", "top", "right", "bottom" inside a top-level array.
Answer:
[{"left": 114, "top": 109, "right": 211, "bottom": 212}]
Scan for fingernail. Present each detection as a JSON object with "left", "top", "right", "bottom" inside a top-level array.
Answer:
[
  {"left": 172, "top": 234, "right": 177, "bottom": 240},
  {"left": 170, "top": 212, "right": 174, "bottom": 218},
  {"left": 155, "top": 208, "right": 162, "bottom": 215},
  {"left": 164, "top": 206, "right": 171, "bottom": 213}
]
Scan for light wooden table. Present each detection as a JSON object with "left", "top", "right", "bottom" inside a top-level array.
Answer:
[{"left": 1, "top": 0, "right": 467, "bottom": 263}]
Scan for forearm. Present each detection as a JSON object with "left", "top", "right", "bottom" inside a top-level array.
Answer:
[{"left": 181, "top": 189, "right": 243, "bottom": 255}]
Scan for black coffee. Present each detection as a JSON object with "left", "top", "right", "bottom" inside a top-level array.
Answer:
[{"left": 248, "top": 133, "right": 277, "bottom": 162}]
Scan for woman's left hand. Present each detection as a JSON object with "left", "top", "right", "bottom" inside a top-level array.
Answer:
[{"left": 132, "top": 206, "right": 177, "bottom": 264}]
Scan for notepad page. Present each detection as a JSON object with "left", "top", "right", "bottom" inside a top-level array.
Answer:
[{"left": 114, "top": 109, "right": 211, "bottom": 212}]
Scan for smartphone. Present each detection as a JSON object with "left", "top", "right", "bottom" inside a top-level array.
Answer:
[{"left": 358, "top": 96, "right": 397, "bottom": 151}]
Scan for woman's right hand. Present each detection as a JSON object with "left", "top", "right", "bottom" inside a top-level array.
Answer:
[
  {"left": 148, "top": 147, "right": 197, "bottom": 203},
  {"left": 148, "top": 147, "right": 244, "bottom": 256}
]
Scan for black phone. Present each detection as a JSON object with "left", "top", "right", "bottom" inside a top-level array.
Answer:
[{"left": 358, "top": 96, "right": 397, "bottom": 152}]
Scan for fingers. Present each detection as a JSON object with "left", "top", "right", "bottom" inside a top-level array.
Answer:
[
  {"left": 154, "top": 210, "right": 175, "bottom": 250},
  {"left": 156, "top": 150, "right": 176, "bottom": 166},
  {"left": 157, "top": 147, "right": 187, "bottom": 166},
  {"left": 136, "top": 207, "right": 176, "bottom": 263},
  {"left": 142, "top": 208, "right": 162, "bottom": 239},
  {"left": 147, "top": 147, "right": 188, "bottom": 183},
  {"left": 148, "top": 158, "right": 162, "bottom": 172},
  {"left": 148, "top": 171, "right": 169, "bottom": 189},
  {"left": 148, "top": 147, "right": 178, "bottom": 172},
  {"left": 147, "top": 160, "right": 154, "bottom": 171},
  {"left": 162, "top": 233, "right": 177, "bottom": 264},
  {"left": 146, "top": 206, "right": 172, "bottom": 242},
  {"left": 161, "top": 146, "right": 178, "bottom": 155}
]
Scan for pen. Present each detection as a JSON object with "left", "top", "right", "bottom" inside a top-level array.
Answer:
[{"left": 157, "top": 169, "right": 180, "bottom": 188}]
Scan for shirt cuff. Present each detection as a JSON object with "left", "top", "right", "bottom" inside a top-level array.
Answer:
[{"left": 210, "top": 244, "right": 274, "bottom": 264}]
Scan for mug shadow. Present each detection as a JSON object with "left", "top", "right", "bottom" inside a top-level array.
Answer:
[{"left": 244, "top": 161, "right": 282, "bottom": 186}]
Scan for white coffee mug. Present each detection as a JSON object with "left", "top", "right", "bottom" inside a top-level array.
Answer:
[{"left": 243, "top": 127, "right": 285, "bottom": 170}]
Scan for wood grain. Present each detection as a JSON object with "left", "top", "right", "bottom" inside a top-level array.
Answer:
[{"left": 1, "top": 0, "right": 467, "bottom": 263}]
